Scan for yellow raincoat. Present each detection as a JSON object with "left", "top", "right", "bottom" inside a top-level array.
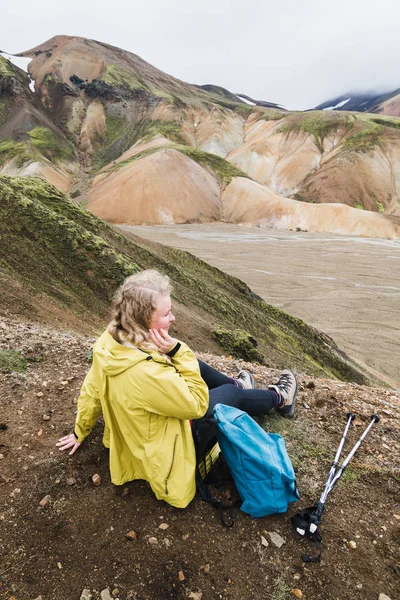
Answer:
[{"left": 74, "top": 330, "right": 209, "bottom": 508}]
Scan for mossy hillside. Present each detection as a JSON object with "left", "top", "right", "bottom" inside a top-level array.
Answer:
[
  {"left": 94, "top": 119, "right": 186, "bottom": 170},
  {"left": 103, "top": 64, "right": 151, "bottom": 93},
  {"left": 279, "top": 112, "right": 349, "bottom": 152},
  {"left": 0, "top": 97, "right": 10, "bottom": 127},
  {"left": 0, "top": 139, "right": 29, "bottom": 168},
  {"left": 0, "top": 55, "right": 29, "bottom": 87},
  {"left": 104, "top": 143, "right": 250, "bottom": 187},
  {"left": 0, "top": 175, "right": 141, "bottom": 318},
  {"left": 370, "top": 116, "right": 400, "bottom": 131},
  {"left": 342, "top": 122, "right": 385, "bottom": 154},
  {"left": 28, "top": 127, "right": 75, "bottom": 163},
  {"left": 0, "top": 175, "right": 370, "bottom": 382}
]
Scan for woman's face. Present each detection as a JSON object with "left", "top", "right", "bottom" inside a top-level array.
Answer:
[{"left": 149, "top": 294, "right": 175, "bottom": 333}]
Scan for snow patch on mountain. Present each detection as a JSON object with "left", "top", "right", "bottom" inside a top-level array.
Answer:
[
  {"left": 323, "top": 98, "right": 351, "bottom": 111},
  {"left": 236, "top": 95, "right": 256, "bottom": 106}
]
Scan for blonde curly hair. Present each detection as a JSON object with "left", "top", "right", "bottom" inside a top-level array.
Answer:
[{"left": 108, "top": 270, "right": 173, "bottom": 351}]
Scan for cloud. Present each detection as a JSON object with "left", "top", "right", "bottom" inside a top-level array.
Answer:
[{"left": 2, "top": 0, "right": 400, "bottom": 110}]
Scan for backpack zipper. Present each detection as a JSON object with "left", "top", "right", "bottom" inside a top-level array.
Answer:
[{"left": 165, "top": 434, "right": 178, "bottom": 495}]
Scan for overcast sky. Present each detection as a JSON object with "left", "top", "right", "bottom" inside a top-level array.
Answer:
[{"left": 2, "top": 0, "right": 400, "bottom": 110}]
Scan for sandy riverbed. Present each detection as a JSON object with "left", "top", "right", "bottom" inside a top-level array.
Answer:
[{"left": 119, "top": 224, "right": 400, "bottom": 387}]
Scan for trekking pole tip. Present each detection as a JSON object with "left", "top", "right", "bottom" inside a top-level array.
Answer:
[
  {"left": 371, "top": 414, "right": 380, "bottom": 423},
  {"left": 346, "top": 412, "right": 356, "bottom": 421}
]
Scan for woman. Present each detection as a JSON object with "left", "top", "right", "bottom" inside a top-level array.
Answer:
[{"left": 57, "top": 270, "right": 297, "bottom": 508}]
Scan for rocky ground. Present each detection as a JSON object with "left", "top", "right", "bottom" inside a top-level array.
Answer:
[{"left": 0, "top": 318, "right": 399, "bottom": 600}]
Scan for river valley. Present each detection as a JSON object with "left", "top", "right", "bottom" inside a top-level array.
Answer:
[{"left": 120, "top": 224, "right": 400, "bottom": 388}]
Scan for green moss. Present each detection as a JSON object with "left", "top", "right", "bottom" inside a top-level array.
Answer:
[
  {"left": 28, "top": 127, "right": 74, "bottom": 162},
  {"left": 0, "top": 139, "right": 28, "bottom": 167},
  {"left": 103, "top": 64, "right": 150, "bottom": 92},
  {"left": 293, "top": 191, "right": 315, "bottom": 203},
  {"left": 0, "top": 55, "right": 16, "bottom": 77},
  {"left": 279, "top": 113, "right": 346, "bottom": 152},
  {"left": 0, "top": 349, "right": 27, "bottom": 373},
  {"left": 176, "top": 145, "right": 250, "bottom": 185},
  {"left": 376, "top": 201, "right": 385, "bottom": 213},
  {"left": 105, "top": 115, "right": 125, "bottom": 146},
  {"left": 354, "top": 202, "right": 364, "bottom": 210},
  {"left": 105, "top": 147, "right": 160, "bottom": 172},
  {"left": 212, "top": 327, "right": 264, "bottom": 362},
  {"left": 342, "top": 123, "right": 384, "bottom": 154},
  {"left": 371, "top": 117, "right": 400, "bottom": 130},
  {"left": 94, "top": 119, "right": 186, "bottom": 170}
]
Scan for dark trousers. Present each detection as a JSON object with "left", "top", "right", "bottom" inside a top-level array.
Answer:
[{"left": 198, "top": 360, "right": 279, "bottom": 417}]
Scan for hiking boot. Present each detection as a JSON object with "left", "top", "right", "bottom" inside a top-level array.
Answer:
[
  {"left": 235, "top": 370, "right": 255, "bottom": 390},
  {"left": 269, "top": 370, "right": 297, "bottom": 418}
]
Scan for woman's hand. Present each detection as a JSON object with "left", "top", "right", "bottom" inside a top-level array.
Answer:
[
  {"left": 56, "top": 434, "right": 81, "bottom": 456},
  {"left": 149, "top": 328, "right": 178, "bottom": 354}
]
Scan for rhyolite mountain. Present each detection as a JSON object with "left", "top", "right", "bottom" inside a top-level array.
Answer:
[{"left": 1, "top": 35, "right": 400, "bottom": 238}]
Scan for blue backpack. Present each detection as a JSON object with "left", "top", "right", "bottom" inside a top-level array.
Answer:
[{"left": 213, "top": 404, "right": 299, "bottom": 518}]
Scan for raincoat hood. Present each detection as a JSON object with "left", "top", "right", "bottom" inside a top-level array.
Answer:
[{"left": 94, "top": 330, "right": 151, "bottom": 376}]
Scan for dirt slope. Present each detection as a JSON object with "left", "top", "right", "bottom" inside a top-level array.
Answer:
[
  {"left": 0, "top": 318, "right": 399, "bottom": 600},
  {"left": 222, "top": 177, "right": 400, "bottom": 239}
]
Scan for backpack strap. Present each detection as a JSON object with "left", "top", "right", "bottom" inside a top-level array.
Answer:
[{"left": 195, "top": 466, "right": 236, "bottom": 527}]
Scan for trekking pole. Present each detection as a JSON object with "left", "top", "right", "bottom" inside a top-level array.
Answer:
[
  {"left": 319, "top": 412, "right": 355, "bottom": 505},
  {"left": 323, "top": 414, "right": 379, "bottom": 498},
  {"left": 291, "top": 413, "right": 379, "bottom": 562}
]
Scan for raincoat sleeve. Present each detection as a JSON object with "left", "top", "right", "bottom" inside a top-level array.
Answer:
[
  {"left": 139, "top": 342, "right": 209, "bottom": 420},
  {"left": 74, "top": 367, "right": 102, "bottom": 443}
]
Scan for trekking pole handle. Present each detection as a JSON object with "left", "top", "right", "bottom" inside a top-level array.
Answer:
[{"left": 326, "top": 413, "right": 379, "bottom": 495}]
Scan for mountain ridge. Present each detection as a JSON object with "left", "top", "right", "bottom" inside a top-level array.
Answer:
[{"left": 1, "top": 35, "right": 400, "bottom": 238}]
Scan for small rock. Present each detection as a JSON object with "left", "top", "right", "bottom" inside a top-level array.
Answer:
[
  {"left": 36, "top": 392, "right": 44, "bottom": 398},
  {"left": 178, "top": 570, "right": 185, "bottom": 581},
  {"left": 42, "top": 414, "right": 51, "bottom": 421},
  {"left": 303, "top": 403, "right": 310, "bottom": 409},
  {"left": 356, "top": 583, "right": 363, "bottom": 590},
  {"left": 268, "top": 531, "right": 286, "bottom": 548},
  {"left": 80, "top": 590, "right": 93, "bottom": 600},
  {"left": 66, "top": 477, "right": 76, "bottom": 486},
  {"left": 349, "top": 540, "right": 357, "bottom": 549},
  {"left": 394, "top": 514, "right": 400, "bottom": 520},
  {"left": 39, "top": 494, "right": 51, "bottom": 507},
  {"left": 91, "top": 474, "right": 101, "bottom": 486},
  {"left": 37, "top": 429, "right": 43, "bottom": 437},
  {"left": 292, "top": 590, "right": 303, "bottom": 598},
  {"left": 187, "top": 593, "right": 203, "bottom": 600},
  {"left": 378, "top": 595, "right": 392, "bottom": 600},
  {"left": 112, "top": 589, "right": 119, "bottom": 598},
  {"left": 306, "top": 381, "right": 315, "bottom": 389},
  {"left": 293, "top": 573, "right": 301, "bottom": 581},
  {"left": 100, "top": 589, "right": 113, "bottom": 600},
  {"left": 125, "top": 530, "right": 137, "bottom": 540},
  {"left": 159, "top": 523, "right": 169, "bottom": 530},
  {"left": 261, "top": 535, "right": 269, "bottom": 547},
  {"left": 57, "top": 562, "right": 62, "bottom": 569},
  {"left": 148, "top": 537, "right": 158, "bottom": 545}
]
